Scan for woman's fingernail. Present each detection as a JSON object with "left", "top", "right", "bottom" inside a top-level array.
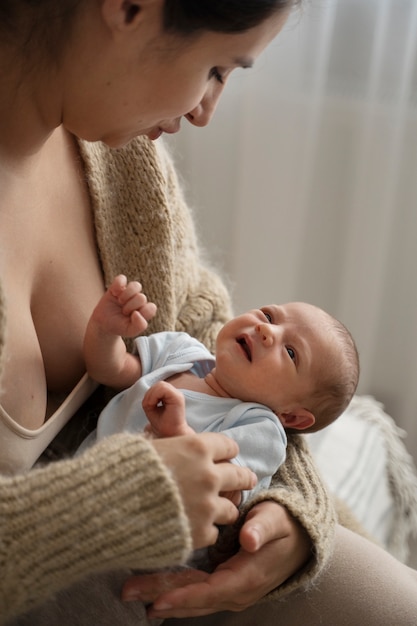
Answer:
[
  {"left": 122, "top": 589, "right": 142, "bottom": 602},
  {"left": 250, "top": 527, "right": 261, "bottom": 550},
  {"left": 153, "top": 600, "right": 173, "bottom": 611}
]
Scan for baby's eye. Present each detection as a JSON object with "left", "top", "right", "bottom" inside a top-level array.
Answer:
[
  {"left": 286, "top": 347, "right": 296, "bottom": 362},
  {"left": 264, "top": 311, "right": 273, "bottom": 323}
]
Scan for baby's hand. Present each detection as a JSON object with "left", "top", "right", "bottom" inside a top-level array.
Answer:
[
  {"left": 93, "top": 274, "right": 157, "bottom": 337},
  {"left": 143, "top": 381, "right": 195, "bottom": 438}
]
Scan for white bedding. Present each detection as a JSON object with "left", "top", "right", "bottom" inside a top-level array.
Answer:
[{"left": 306, "top": 395, "right": 417, "bottom": 563}]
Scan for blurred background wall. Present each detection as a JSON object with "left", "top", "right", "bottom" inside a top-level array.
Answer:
[{"left": 166, "top": 0, "right": 417, "bottom": 470}]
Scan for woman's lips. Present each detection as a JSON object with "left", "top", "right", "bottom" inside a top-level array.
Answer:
[{"left": 146, "top": 128, "right": 163, "bottom": 141}]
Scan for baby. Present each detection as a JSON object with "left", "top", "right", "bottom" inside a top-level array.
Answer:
[{"left": 80, "top": 275, "right": 359, "bottom": 502}]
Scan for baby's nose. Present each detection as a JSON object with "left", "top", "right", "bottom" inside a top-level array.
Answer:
[{"left": 256, "top": 323, "right": 274, "bottom": 347}]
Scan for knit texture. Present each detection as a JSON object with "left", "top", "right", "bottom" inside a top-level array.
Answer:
[
  {"left": 210, "top": 435, "right": 337, "bottom": 599},
  {"left": 0, "top": 433, "right": 191, "bottom": 620},
  {"left": 257, "top": 435, "right": 336, "bottom": 598},
  {"left": 0, "top": 136, "right": 335, "bottom": 620},
  {"left": 0, "top": 281, "right": 5, "bottom": 386},
  {"left": 78, "top": 137, "right": 232, "bottom": 352}
]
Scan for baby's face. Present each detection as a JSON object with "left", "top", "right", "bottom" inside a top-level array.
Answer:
[{"left": 214, "top": 302, "right": 335, "bottom": 415}]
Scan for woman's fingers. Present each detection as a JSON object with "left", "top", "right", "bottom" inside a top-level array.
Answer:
[
  {"left": 239, "top": 500, "right": 289, "bottom": 552},
  {"left": 151, "top": 433, "right": 256, "bottom": 549},
  {"left": 202, "top": 431, "right": 239, "bottom": 462},
  {"left": 125, "top": 504, "right": 310, "bottom": 619},
  {"left": 215, "top": 458, "right": 257, "bottom": 496},
  {"left": 122, "top": 569, "right": 209, "bottom": 604}
]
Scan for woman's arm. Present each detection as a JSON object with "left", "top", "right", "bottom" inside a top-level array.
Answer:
[
  {"left": 122, "top": 436, "right": 335, "bottom": 618},
  {"left": 0, "top": 433, "right": 189, "bottom": 620},
  {"left": 122, "top": 500, "right": 311, "bottom": 618},
  {"left": 0, "top": 431, "right": 256, "bottom": 621}
]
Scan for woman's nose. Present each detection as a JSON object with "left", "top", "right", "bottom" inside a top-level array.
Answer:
[
  {"left": 185, "top": 87, "right": 222, "bottom": 128},
  {"left": 256, "top": 323, "right": 274, "bottom": 348}
]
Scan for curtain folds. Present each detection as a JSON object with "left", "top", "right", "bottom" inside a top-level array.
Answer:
[{"left": 168, "top": 0, "right": 417, "bottom": 463}]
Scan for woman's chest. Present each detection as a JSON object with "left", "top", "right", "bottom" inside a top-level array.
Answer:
[{"left": 0, "top": 132, "right": 105, "bottom": 426}]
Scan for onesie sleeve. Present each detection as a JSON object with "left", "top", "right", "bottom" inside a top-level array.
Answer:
[
  {"left": 0, "top": 433, "right": 192, "bottom": 622},
  {"left": 219, "top": 404, "right": 287, "bottom": 501}
]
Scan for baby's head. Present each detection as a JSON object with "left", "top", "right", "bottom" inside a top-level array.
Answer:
[
  {"left": 214, "top": 302, "right": 359, "bottom": 433},
  {"left": 283, "top": 304, "right": 359, "bottom": 434}
]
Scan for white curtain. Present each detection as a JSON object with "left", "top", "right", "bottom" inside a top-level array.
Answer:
[{"left": 167, "top": 0, "right": 417, "bottom": 464}]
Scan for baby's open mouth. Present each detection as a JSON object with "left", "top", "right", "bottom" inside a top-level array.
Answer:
[{"left": 237, "top": 337, "right": 251, "bottom": 362}]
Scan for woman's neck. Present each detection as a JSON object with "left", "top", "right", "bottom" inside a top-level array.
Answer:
[{"left": 0, "top": 45, "right": 62, "bottom": 162}]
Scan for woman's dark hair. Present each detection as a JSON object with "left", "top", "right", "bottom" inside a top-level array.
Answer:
[
  {"left": 0, "top": 0, "right": 80, "bottom": 32},
  {"left": 0, "top": 0, "right": 300, "bottom": 57},
  {"left": 163, "top": 0, "right": 300, "bottom": 35},
  {"left": 0, "top": 0, "right": 81, "bottom": 62}
]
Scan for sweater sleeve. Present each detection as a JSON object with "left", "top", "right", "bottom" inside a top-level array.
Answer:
[
  {"left": 0, "top": 433, "right": 192, "bottom": 622},
  {"left": 242, "top": 434, "right": 336, "bottom": 598},
  {"left": 209, "top": 435, "right": 336, "bottom": 598}
]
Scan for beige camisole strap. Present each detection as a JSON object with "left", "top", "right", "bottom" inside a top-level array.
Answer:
[{"left": 0, "top": 373, "right": 98, "bottom": 475}]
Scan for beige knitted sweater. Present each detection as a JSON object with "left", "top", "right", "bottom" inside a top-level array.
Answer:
[{"left": 0, "top": 136, "right": 336, "bottom": 621}]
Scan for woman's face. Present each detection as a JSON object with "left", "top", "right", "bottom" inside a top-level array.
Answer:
[{"left": 61, "top": 2, "right": 289, "bottom": 147}]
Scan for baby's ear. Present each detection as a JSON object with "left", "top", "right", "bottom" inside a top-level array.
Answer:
[{"left": 278, "top": 408, "right": 315, "bottom": 431}]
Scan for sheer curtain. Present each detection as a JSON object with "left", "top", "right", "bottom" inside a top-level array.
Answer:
[{"left": 167, "top": 0, "right": 417, "bottom": 463}]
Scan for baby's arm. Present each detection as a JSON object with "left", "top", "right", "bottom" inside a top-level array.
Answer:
[
  {"left": 84, "top": 274, "right": 157, "bottom": 389},
  {"left": 142, "top": 381, "right": 195, "bottom": 438}
]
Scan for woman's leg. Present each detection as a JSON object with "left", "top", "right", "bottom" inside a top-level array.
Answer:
[
  {"left": 9, "top": 527, "right": 417, "bottom": 625},
  {"left": 166, "top": 526, "right": 417, "bottom": 626}
]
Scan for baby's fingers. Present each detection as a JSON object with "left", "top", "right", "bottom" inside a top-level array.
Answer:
[
  {"left": 119, "top": 283, "right": 144, "bottom": 310},
  {"left": 129, "top": 301, "right": 157, "bottom": 321},
  {"left": 119, "top": 287, "right": 157, "bottom": 321},
  {"left": 108, "top": 274, "right": 128, "bottom": 297}
]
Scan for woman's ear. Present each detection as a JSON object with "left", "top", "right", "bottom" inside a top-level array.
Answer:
[
  {"left": 278, "top": 408, "right": 315, "bottom": 431},
  {"left": 121, "top": 1, "right": 141, "bottom": 25},
  {"left": 101, "top": 0, "right": 162, "bottom": 31}
]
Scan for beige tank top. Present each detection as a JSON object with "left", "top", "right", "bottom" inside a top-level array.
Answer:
[{"left": 0, "top": 374, "right": 98, "bottom": 475}]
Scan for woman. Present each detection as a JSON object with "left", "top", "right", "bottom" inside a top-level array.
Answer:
[{"left": 1, "top": 1, "right": 416, "bottom": 625}]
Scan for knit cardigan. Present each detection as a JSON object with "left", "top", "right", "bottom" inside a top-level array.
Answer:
[{"left": 0, "top": 136, "right": 336, "bottom": 621}]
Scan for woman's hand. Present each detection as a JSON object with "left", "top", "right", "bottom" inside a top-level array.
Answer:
[
  {"left": 151, "top": 433, "right": 257, "bottom": 549},
  {"left": 122, "top": 500, "right": 311, "bottom": 618}
]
